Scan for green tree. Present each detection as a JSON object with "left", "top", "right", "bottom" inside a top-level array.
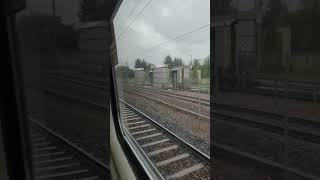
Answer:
[
  {"left": 145, "top": 63, "right": 153, "bottom": 73},
  {"left": 163, "top": 55, "right": 173, "bottom": 69},
  {"left": 141, "top": 59, "right": 147, "bottom": 70},
  {"left": 173, "top": 57, "right": 184, "bottom": 67},
  {"left": 116, "top": 65, "right": 134, "bottom": 79},
  {"left": 135, "top": 58, "right": 150, "bottom": 71},
  {"left": 201, "top": 56, "right": 210, "bottom": 78},
  {"left": 134, "top": 58, "right": 143, "bottom": 69},
  {"left": 191, "top": 59, "right": 201, "bottom": 70}
]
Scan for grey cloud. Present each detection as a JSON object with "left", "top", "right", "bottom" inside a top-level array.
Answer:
[{"left": 114, "top": 0, "right": 210, "bottom": 68}]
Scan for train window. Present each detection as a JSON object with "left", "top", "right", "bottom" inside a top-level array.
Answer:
[
  {"left": 12, "top": 0, "right": 116, "bottom": 179},
  {"left": 112, "top": 0, "right": 210, "bottom": 179},
  {"left": 213, "top": 0, "right": 320, "bottom": 179}
]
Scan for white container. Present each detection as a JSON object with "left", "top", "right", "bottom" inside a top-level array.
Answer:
[
  {"left": 134, "top": 68, "right": 145, "bottom": 85},
  {"left": 151, "top": 65, "right": 169, "bottom": 89},
  {"left": 171, "top": 65, "right": 190, "bottom": 89}
]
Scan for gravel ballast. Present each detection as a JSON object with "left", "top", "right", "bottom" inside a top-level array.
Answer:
[{"left": 120, "top": 91, "right": 210, "bottom": 156}]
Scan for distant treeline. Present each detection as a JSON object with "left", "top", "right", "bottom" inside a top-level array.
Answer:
[{"left": 116, "top": 55, "right": 210, "bottom": 79}]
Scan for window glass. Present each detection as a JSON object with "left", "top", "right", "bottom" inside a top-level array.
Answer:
[
  {"left": 0, "top": 127, "right": 8, "bottom": 180},
  {"left": 14, "top": 0, "right": 112, "bottom": 179},
  {"left": 113, "top": 0, "right": 210, "bottom": 179},
  {"left": 213, "top": 0, "right": 320, "bottom": 179}
]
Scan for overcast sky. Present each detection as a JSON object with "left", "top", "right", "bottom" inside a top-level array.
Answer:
[{"left": 113, "top": 0, "right": 210, "bottom": 69}]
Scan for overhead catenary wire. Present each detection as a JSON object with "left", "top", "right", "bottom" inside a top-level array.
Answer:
[
  {"left": 125, "top": 0, "right": 143, "bottom": 23},
  {"left": 116, "top": 0, "right": 154, "bottom": 40},
  {"left": 118, "top": 23, "right": 210, "bottom": 61},
  {"left": 119, "top": 34, "right": 209, "bottom": 70},
  {"left": 116, "top": 0, "right": 143, "bottom": 36},
  {"left": 144, "top": 24, "right": 209, "bottom": 52},
  {"left": 140, "top": 35, "right": 210, "bottom": 62},
  {"left": 140, "top": 28, "right": 210, "bottom": 59}
]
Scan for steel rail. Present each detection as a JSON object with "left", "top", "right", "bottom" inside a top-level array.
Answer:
[
  {"left": 122, "top": 124, "right": 166, "bottom": 180},
  {"left": 29, "top": 117, "right": 110, "bottom": 172},
  {"left": 42, "top": 88, "right": 107, "bottom": 110},
  {"left": 214, "top": 108, "right": 320, "bottom": 145},
  {"left": 120, "top": 99, "right": 210, "bottom": 161},
  {"left": 122, "top": 89, "right": 210, "bottom": 120},
  {"left": 124, "top": 82, "right": 210, "bottom": 101},
  {"left": 215, "top": 113, "right": 320, "bottom": 148},
  {"left": 213, "top": 142, "right": 320, "bottom": 180},
  {"left": 47, "top": 71, "right": 106, "bottom": 84},
  {"left": 125, "top": 86, "right": 210, "bottom": 107},
  {"left": 213, "top": 102, "right": 320, "bottom": 126},
  {"left": 47, "top": 74, "right": 107, "bottom": 90}
]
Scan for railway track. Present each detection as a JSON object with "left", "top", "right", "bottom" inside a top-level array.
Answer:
[
  {"left": 126, "top": 85, "right": 210, "bottom": 107},
  {"left": 47, "top": 74, "right": 107, "bottom": 90},
  {"left": 119, "top": 100, "right": 210, "bottom": 180},
  {"left": 212, "top": 141, "right": 320, "bottom": 180},
  {"left": 122, "top": 89, "right": 210, "bottom": 120},
  {"left": 44, "top": 74, "right": 210, "bottom": 120},
  {"left": 213, "top": 104, "right": 320, "bottom": 179},
  {"left": 213, "top": 102, "right": 320, "bottom": 144},
  {"left": 46, "top": 74, "right": 209, "bottom": 105},
  {"left": 47, "top": 72, "right": 106, "bottom": 88},
  {"left": 249, "top": 79, "right": 320, "bottom": 102},
  {"left": 42, "top": 84, "right": 320, "bottom": 178},
  {"left": 41, "top": 73, "right": 320, "bottom": 178},
  {"left": 43, "top": 75, "right": 320, "bottom": 142},
  {"left": 30, "top": 118, "right": 109, "bottom": 180},
  {"left": 44, "top": 73, "right": 210, "bottom": 118},
  {"left": 128, "top": 85, "right": 320, "bottom": 143},
  {"left": 42, "top": 87, "right": 210, "bottom": 179}
]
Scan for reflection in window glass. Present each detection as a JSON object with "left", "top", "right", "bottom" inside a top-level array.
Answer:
[
  {"left": 113, "top": 0, "right": 210, "bottom": 179},
  {"left": 213, "top": 0, "right": 320, "bottom": 179},
  {"left": 14, "top": 0, "right": 112, "bottom": 179}
]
